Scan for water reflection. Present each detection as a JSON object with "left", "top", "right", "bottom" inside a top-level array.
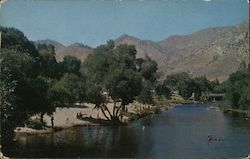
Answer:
[{"left": 3, "top": 104, "right": 250, "bottom": 158}]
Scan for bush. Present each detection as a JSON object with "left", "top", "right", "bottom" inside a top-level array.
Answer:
[
  {"left": 27, "top": 119, "right": 46, "bottom": 129},
  {"left": 153, "top": 107, "right": 161, "bottom": 114}
]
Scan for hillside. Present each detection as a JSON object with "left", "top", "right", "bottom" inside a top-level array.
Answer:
[
  {"left": 36, "top": 20, "right": 249, "bottom": 81},
  {"left": 56, "top": 43, "right": 92, "bottom": 61},
  {"left": 159, "top": 21, "right": 249, "bottom": 81},
  {"left": 115, "top": 20, "right": 249, "bottom": 81},
  {"left": 35, "top": 40, "right": 93, "bottom": 62},
  {"left": 34, "top": 39, "right": 65, "bottom": 52}
]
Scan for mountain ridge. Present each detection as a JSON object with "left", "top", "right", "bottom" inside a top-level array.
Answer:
[{"left": 35, "top": 20, "right": 249, "bottom": 81}]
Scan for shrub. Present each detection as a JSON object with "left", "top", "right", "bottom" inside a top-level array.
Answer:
[{"left": 27, "top": 119, "right": 46, "bottom": 129}]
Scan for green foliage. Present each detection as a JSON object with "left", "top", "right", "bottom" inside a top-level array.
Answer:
[
  {"left": 164, "top": 72, "right": 190, "bottom": 92},
  {"left": 27, "top": 119, "right": 46, "bottom": 130},
  {"left": 137, "top": 80, "right": 154, "bottom": 105},
  {"left": 104, "top": 68, "right": 142, "bottom": 105},
  {"left": 164, "top": 72, "right": 217, "bottom": 100},
  {"left": 224, "top": 69, "right": 249, "bottom": 110},
  {"left": 0, "top": 27, "right": 58, "bottom": 143},
  {"left": 0, "top": 26, "right": 39, "bottom": 58},
  {"left": 52, "top": 73, "right": 85, "bottom": 106},
  {"left": 37, "top": 44, "right": 58, "bottom": 78},
  {"left": 58, "top": 56, "right": 81, "bottom": 76},
  {"left": 0, "top": 49, "right": 37, "bottom": 142},
  {"left": 82, "top": 42, "right": 146, "bottom": 121},
  {"left": 138, "top": 55, "right": 158, "bottom": 83},
  {"left": 85, "top": 84, "right": 106, "bottom": 107},
  {"left": 155, "top": 81, "right": 171, "bottom": 99}
]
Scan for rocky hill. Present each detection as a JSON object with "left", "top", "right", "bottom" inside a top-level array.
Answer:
[
  {"left": 36, "top": 20, "right": 249, "bottom": 81},
  {"left": 34, "top": 39, "right": 65, "bottom": 52},
  {"left": 35, "top": 40, "right": 93, "bottom": 62},
  {"left": 56, "top": 43, "right": 92, "bottom": 61},
  {"left": 115, "top": 20, "right": 249, "bottom": 81}
]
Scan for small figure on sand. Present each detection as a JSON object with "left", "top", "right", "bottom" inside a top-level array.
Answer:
[
  {"left": 76, "top": 112, "right": 83, "bottom": 119},
  {"left": 51, "top": 116, "right": 54, "bottom": 128}
]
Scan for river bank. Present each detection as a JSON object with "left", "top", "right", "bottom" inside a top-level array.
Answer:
[
  {"left": 211, "top": 102, "right": 250, "bottom": 116},
  {"left": 14, "top": 98, "right": 200, "bottom": 135}
]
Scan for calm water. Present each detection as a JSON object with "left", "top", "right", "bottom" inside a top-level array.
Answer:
[{"left": 3, "top": 104, "right": 250, "bottom": 158}]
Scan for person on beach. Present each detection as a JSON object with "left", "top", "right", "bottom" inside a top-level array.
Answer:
[{"left": 51, "top": 116, "right": 54, "bottom": 128}]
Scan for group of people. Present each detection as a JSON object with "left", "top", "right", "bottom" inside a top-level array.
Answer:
[
  {"left": 76, "top": 112, "right": 84, "bottom": 119},
  {"left": 207, "top": 133, "right": 220, "bottom": 141}
]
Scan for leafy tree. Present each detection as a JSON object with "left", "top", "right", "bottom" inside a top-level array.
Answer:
[
  {"left": 0, "top": 49, "right": 37, "bottom": 143},
  {"left": 0, "top": 26, "right": 39, "bottom": 58},
  {"left": 155, "top": 81, "right": 171, "bottom": 99},
  {"left": 239, "top": 83, "right": 250, "bottom": 110},
  {"left": 0, "top": 27, "right": 60, "bottom": 144},
  {"left": 164, "top": 72, "right": 190, "bottom": 91},
  {"left": 82, "top": 42, "right": 143, "bottom": 123},
  {"left": 58, "top": 56, "right": 81, "bottom": 76},
  {"left": 52, "top": 73, "right": 85, "bottom": 106},
  {"left": 138, "top": 55, "right": 158, "bottom": 83},
  {"left": 37, "top": 44, "right": 58, "bottom": 78},
  {"left": 137, "top": 81, "right": 154, "bottom": 108},
  {"left": 225, "top": 70, "right": 248, "bottom": 109},
  {"left": 85, "top": 84, "right": 109, "bottom": 119}
]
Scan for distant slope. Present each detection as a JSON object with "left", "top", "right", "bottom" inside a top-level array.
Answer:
[
  {"left": 160, "top": 20, "right": 249, "bottom": 81},
  {"left": 34, "top": 39, "right": 65, "bottom": 52},
  {"left": 115, "top": 34, "right": 166, "bottom": 66},
  {"left": 56, "top": 43, "right": 93, "bottom": 61},
  {"left": 35, "top": 20, "right": 249, "bottom": 81},
  {"left": 115, "top": 20, "right": 249, "bottom": 81},
  {"left": 34, "top": 40, "right": 93, "bottom": 62}
]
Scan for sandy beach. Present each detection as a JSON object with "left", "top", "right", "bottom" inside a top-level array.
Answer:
[{"left": 15, "top": 102, "right": 138, "bottom": 134}]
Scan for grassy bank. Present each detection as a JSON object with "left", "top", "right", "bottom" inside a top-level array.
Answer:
[{"left": 212, "top": 102, "right": 250, "bottom": 116}]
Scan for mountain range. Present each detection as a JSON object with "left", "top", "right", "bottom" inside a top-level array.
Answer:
[{"left": 35, "top": 20, "right": 249, "bottom": 81}]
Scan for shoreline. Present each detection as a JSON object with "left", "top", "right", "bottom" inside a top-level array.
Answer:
[
  {"left": 211, "top": 102, "right": 250, "bottom": 116},
  {"left": 14, "top": 100, "right": 201, "bottom": 135}
]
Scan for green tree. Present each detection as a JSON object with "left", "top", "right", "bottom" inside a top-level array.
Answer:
[
  {"left": 155, "top": 81, "right": 171, "bottom": 99},
  {"left": 82, "top": 42, "right": 143, "bottom": 123},
  {"left": 138, "top": 55, "right": 158, "bottom": 83},
  {"left": 52, "top": 73, "right": 85, "bottom": 106},
  {"left": 37, "top": 44, "right": 58, "bottom": 78},
  {"left": 225, "top": 70, "right": 248, "bottom": 109},
  {"left": 137, "top": 81, "right": 154, "bottom": 108},
  {"left": 58, "top": 56, "right": 81, "bottom": 76},
  {"left": 0, "top": 49, "right": 37, "bottom": 143},
  {"left": 0, "top": 27, "right": 40, "bottom": 58}
]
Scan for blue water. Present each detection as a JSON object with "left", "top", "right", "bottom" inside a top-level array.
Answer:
[{"left": 4, "top": 104, "right": 250, "bottom": 158}]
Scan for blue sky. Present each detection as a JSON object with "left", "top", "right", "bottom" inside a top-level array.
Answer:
[{"left": 0, "top": 0, "right": 248, "bottom": 47}]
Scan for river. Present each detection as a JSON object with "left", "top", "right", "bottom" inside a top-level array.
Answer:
[{"left": 3, "top": 104, "right": 250, "bottom": 158}]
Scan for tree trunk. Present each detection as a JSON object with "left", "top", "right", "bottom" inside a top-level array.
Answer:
[
  {"left": 104, "top": 104, "right": 112, "bottom": 119},
  {"left": 115, "top": 104, "right": 123, "bottom": 117},
  {"left": 113, "top": 102, "right": 117, "bottom": 117},
  {"left": 99, "top": 105, "right": 110, "bottom": 120}
]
